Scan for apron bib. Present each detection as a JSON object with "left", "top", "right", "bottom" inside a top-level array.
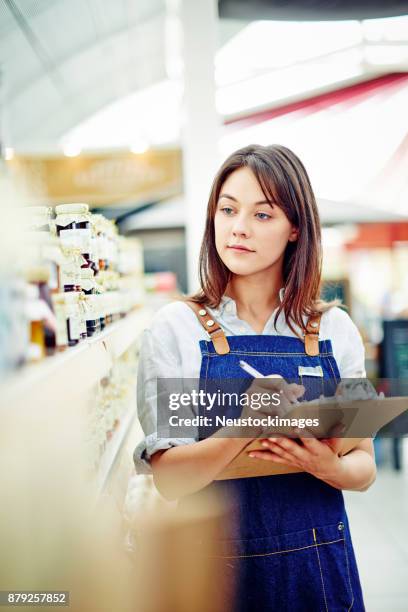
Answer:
[
  {"left": 196, "top": 333, "right": 365, "bottom": 611},
  {"left": 179, "top": 300, "right": 366, "bottom": 612}
]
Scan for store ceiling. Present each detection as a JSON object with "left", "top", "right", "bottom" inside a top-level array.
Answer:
[
  {"left": 0, "top": 0, "right": 250, "bottom": 152},
  {"left": 0, "top": 0, "right": 168, "bottom": 150},
  {"left": 1, "top": 0, "right": 407, "bottom": 155}
]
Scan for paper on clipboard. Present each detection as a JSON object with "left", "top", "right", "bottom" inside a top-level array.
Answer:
[{"left": 216, "top": 396, "right": 408, "bottom": 480}]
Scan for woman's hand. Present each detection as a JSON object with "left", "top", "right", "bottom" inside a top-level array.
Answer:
[
  {"left": 241, "top": 377, "right": 305, "bottom": 421},
  {"left": 247, "top": 430, "right": 344, "bottom": 482}
]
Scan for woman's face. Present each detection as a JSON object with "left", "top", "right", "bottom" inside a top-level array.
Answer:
[{"left": 214, "top": 167, "right": 298, "bottom": 277}]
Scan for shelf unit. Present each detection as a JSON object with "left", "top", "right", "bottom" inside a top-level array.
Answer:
[
  {"left": 1, "top": 307, "right": 151, "bottom": 413},
  {"left": 1, "top": 307, "right": 152, "bottom": 496}
]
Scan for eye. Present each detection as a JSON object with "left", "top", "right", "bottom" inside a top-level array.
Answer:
[
  {"left": 220, "top": 206, "right": 234, "bottom": 216},
  {"left": 255, "top": 212, "right": 271, "bottom": 221}
]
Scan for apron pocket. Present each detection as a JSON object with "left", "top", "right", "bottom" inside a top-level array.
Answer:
[
  {"left": 313, "top": 521, "right": 356, "bottom": 611},
  {"left": 211, "top": 522, "right": 355, "bottom": 612}
]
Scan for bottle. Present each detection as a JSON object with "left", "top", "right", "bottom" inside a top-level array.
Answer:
[
  {"left": 38, "top": 233, "right": 63, "bottom": 294},
  {"left": 64, "top": 291, "right": 82, "bottom": 347},
  {"left": 77, "top": 293, "right": 88, "bottom": 341},
  {"left": 97, "top": 293, "right": 106, "bottom": 330},
  {"left": 51, "top": 293, "right": 68, "bottom": 351},
  {"left": 80, "top": 275, "right": 100, "bottom": 338},
  {"left": 25, "top": 266, "right": 57, "bottom": 357},
  {"left": 79, "top": 269, "right": 97, "bottom": 337}
]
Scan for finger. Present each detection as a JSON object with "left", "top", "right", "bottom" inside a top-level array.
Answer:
[
  {"left": 248, "top": 451, "right": 288, "bottom": 463},
  {"left": 297, "top": 423, "right": 342, "bottom": 456},
  {"left": 256, "top": 378, "right": 304, "bottom": 399},
  {"left": 286, "top": 383, "right": 306, "bottom": 401},
  {"left": 263, "top": 440, "right": 302, "bottom": 464},
  {"left": 265, "top": 436, "right": 305, "bottom": 456},
  {"left": 293, "top": 429, "right": 322, "bottom": 455},
  {"left": 277, "top": 383, "right": 304, "bottom": 405}
]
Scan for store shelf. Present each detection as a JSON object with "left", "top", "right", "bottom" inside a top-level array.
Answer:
[
  {"left": 0, "top": 307, "right": 151, "bottom": 413},
  {"left": 95, "top": 405, "right": 138, "bottom": 496}
]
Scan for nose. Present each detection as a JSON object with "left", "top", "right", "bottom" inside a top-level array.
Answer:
[{"left": 231, "top": 213, "right": 250, "bottom": 238}]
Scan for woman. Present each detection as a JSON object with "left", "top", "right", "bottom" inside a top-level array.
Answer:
[{"left": 134, "top": 144, "right": 376, "bottom": 611}]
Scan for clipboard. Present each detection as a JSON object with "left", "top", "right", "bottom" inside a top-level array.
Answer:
[{"left": 216, "top": 396, "right": 408, "bottom": 480}]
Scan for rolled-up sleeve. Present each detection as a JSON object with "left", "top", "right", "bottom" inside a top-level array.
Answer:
[{"left": 133, "top": 325, "right": 196, "bottom": 474}]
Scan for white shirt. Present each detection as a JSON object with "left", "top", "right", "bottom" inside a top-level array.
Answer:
[{"left": 133, "top": 292, "right": 366, "bottom": 473}]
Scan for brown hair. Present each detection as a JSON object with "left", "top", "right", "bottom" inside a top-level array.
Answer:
[{"left": 186, "top": 144, "right": 338, "bottom": 337}]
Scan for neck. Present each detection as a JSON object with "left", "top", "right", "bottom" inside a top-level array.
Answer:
[{"left": 226, "top": 270, "right": 283, "bottom": 314}]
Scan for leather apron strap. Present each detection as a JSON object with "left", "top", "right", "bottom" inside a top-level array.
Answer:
[
  {"left": 184, "top": 300, "right": 322, "bottom": 357},
  {"left": 304, "top": 312, "right": 322, "bottom": 356},
  {"left": 184, "top": 301, "right": 231, "bottom": 355}
]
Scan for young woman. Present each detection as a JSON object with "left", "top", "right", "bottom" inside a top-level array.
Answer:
[{"left": 134, "top": 144, "right": 376, "bottom": 611}]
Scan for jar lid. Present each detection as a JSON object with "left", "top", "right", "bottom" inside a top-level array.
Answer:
[
  {"left": 55, "top": 203, "right": 89, "bottom": 215},
  {"left": 55, "top": 212, "right": 88, "bottom": 220},
  {"left": 80, "top": 268, "right": 95, "bottom": 279}
]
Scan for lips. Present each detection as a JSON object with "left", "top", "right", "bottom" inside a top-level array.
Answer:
[{"left": 227, "top": 245, "right": 255, "bottom": 252}]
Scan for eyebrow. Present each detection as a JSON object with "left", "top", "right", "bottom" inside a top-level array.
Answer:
[{"left": 218, "top": 193, "right": 274, "bottom": 207}]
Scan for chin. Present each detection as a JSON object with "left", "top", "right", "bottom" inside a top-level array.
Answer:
[{"left": 222, "top": 259, "right": 259, "bottom": 276}]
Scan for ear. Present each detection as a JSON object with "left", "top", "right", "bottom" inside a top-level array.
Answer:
[{"left": 288, "top": 227, "right": 299, "bottom": 242}]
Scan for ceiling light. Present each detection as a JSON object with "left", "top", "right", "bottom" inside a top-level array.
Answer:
[
  {"left": 130, "top": 139, "right": 149, "bottom": 154},
  {"left": 62, "top": 143, "right": 81, "bottom": 157},
  {"left": 4, "top": 147, "right": 14, "bottom": 161}
]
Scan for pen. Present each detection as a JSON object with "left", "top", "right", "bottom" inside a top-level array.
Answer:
[
  {"left": 239, "top": 360, "right": 282, "bottom": 380},
  {"left": 239, "top": 360, "right": 299, "bottom": 404}
]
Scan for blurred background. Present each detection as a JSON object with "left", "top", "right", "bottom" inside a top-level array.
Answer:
[{"left": 1, "top": 1, "right": 408, "bottom": 610}]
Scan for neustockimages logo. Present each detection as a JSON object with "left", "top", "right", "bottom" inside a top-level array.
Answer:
[
  {"left": 165, "top": 389, "right": 320, "bottom": 430},
  {"left": 168, "top": 389, "right": 281, "bottom": 411}
]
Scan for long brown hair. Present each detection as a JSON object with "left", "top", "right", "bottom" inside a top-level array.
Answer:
[{"left": 186, "top": 144, "right": 338, "bottom": 336}]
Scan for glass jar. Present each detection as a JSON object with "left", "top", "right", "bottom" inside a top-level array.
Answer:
[
  {"left": 103, "top": 293, "right": 112, "bottom": 326},
  {"left": 25, "top": 283, "right": 45, "bottom": 361},
  {"left": 79, "top": 269, "right": 99, "bottom": 336},
  {"left": 77, "top": 293, "right": 88, "bottom": 341},
  {"left": 83, "top": 293, "right": 100, "bottom": 337},
  {"left": 59, "top": 248, "right": 82, "bottom": 293},
  {"left": 81, "top": 253, "right": 98, "bottom": 273},
  {"left": 25, "top": 265, "right": 57, "bottom": 357},
  {"left": 39, "top": 234, "right": 64, "bottom": 294},
  {"left": 64, "top": 291, "right": 82, "bottom": 346},
  {"left": 51, "top": 293, "right": 68, "bottom": 351},
  {"left": 55, "top": 203, "right": 91, "bottom": 254},
  {"left": 80, "top": 268, "right": 96, "bottom": 295},
  {"left": 90, "top": 214, "right": 109, "bottom": 271},
  {"left": 95, "top": 293, "right": 106, "bottom": 330}
]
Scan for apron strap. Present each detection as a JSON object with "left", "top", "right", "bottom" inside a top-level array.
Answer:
[
  {"left": 184, "top": 301, "right": 231, "bottom": 355},
  {"left": 304, "top": 312, "right": 322, "bottom": 356},
  {"left": 184, "top": 299, "right": 321, "bottom": 357}
]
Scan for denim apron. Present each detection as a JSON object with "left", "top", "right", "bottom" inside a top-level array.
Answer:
[{"left": 197, "top": 334, "right": 365, "bottom": 612}]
